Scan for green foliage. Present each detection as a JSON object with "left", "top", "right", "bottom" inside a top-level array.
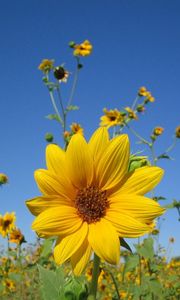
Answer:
[
  {"left": 66, "top": 105, "right": 79, "bottom": 112},
  {"left": 40, "top": 237, "right": 54, "bottom": 258},
  {"left": 135, "top": 238, "right": 154, "bottom": 260},
  {"left": 46, "top": 114, "right": 62, "bottom": 123},
  {"left": 38, "top": 264, "right": 65, "bottom": 300}
]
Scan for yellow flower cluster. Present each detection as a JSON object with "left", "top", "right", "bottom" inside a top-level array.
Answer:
[
  {"left": 138, "top": 86, "right": 155, "bottom": 102},
  {"left": 125, "top": 107, "right": 138, "bottom": 120}
]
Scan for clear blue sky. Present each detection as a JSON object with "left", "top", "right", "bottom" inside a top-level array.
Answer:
[{"left": 0, "top": 0, "right": 179, "bottom": 256}]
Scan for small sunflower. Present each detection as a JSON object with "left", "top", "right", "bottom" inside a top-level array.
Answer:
[
  {"left": 0, "top": 212, "right": 16, "bottom": 238},
  {"left": 100, "top": 108, "right": 124, "bottom": 127},
  {"left": 73, "top": 40, "right": 93, "bottom": 57},
  {"left": 70, "top": 123, "right": 84, "bottom": 135},
  {"left": 9, "top": 228, "right": 25, "bottom": 245},
  {"left": 54, "top": 66, "right": 69, "bottom": 83},
  {"left": 26, "top": 128, "right": 165, "bottom": 275},
  {"left": 38, "top": 59, "right": 54, "bottom": 73}
]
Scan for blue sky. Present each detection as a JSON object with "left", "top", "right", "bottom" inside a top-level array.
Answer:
[{"left": 0, "top": 0, "right": 179, "bottom": 256}]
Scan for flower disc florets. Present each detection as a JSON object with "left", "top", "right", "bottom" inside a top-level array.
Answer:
[{"left": 75, "top": 186, "right": 109, "bottom": 223}]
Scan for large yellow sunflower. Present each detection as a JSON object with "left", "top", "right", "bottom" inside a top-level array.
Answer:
[{"left": 26, "top": 127, "right": 165, "bottom": 275}]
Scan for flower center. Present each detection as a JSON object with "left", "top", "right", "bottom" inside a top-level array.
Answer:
[{"left": 75, "top": 186, "right": 109, "bottom": 223}]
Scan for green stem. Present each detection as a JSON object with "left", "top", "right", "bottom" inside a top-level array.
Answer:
[
  {"left": 126, "top": 124, "right": 150, "bottom": 146},
  {"left": 105, "top": 268, "right": 120, "bottom": 300},
  {"left": 164, "top": 136, "right": 177, "bottom": 153},
  {"left": 89, "top": 253, "right": 100, "bottom": 299},
  {"left": 131, "top": 95, "right": 139, "bottom": 110},
  {"left": 48, "top": 90, "right": 63, "bottom": 126},
  {"left": 56, "top": 86, "right": 66, "bottom": 132},
  {"left": 149, "top": 142, "right": 156, "bottom": 166},
  {"left": 67, "top": 57, "right": 80, "bottom": 107}
]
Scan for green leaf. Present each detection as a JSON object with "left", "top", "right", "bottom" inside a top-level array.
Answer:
[
  {"left": 124, "top": 254, "right": 139, "bottom": 273},
  {"left": 149, "top": 279, "right": 163, "bottom": 296},
  {"left": 135, "top": 238, "right": 154, "bottom": 260},
  {"left": 153, "top": 196, "right": 166, "bottom": 201},
  {"left": 164, "top": 203, "right": 174, "bottom": 209},
  {"left": 64, "top": 277, "right": 88, "bottom": 300},
  {"left": 66, "top": 105, "right": 79, "bottom": 111},
  {"left": 38, "top": 264, "right": 65, "bottom": 300},
  {"left": 157, "top": 154, "right": 173, "bottom": 160},
  {"left": 40, "top": 237, "right": 54, "bottom": 258},
  {"left": 46, "top": 114, "right": 62, "bottom": 123},
  {"left": 120, "top": 238, "right": 132, "bottom": 252}
]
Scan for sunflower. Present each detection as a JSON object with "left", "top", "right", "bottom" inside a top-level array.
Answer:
[
  {"left": 73, "top": 40, "right": 93, "bottom": 56},
  {"left": 0, "top": 212, "right": 16, "bottom": 238},
  {"left": 26, "top": 127, "right": 165, "bottom": 275},
  {"left": 100, "top": 108, "right": 124, "bottom": 128},
  {"left": 9, "top": 228, "right": 25, "bottom": 245}
]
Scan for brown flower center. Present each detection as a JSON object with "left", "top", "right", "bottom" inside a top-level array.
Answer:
[
  {"left": 109, "top": 116, "right": 116, "bottom": 121},
  {"left": 75, "top": 186, "right": 109, "bottom": 223}
]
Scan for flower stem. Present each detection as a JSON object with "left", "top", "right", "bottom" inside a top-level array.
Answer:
[
  {"left": 67, "top": 57, "right": 80, "bottom": 107},
  {"left": 89, "top": 253, "right": 100, "bottom": 299},
  {"left": 104, "top": 268, "right": 120, "bottom": 300},
  {"left": 49, "top": 89, "right": 63, "bottom": 126}
]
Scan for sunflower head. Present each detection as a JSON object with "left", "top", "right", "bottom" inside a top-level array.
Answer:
[
  {"left": 100, "top": 108, "right": 125, "bottom": 127},
  {"left": 38, "top": 59, "right": 54, "bottom": 73},
  {"left": 0, "top": 212, "right": 16, "bottom": 238},
  {"left": 9, "top": 228, "right": 26, "bottom": 245},
  {"left": 73, "top": 40, "right": 93, "bottom": 57},
  {"left": 26, "top": 127, "right": 165, "bottom": 275}
]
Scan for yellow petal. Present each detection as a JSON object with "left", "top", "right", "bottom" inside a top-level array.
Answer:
[
  {"left": 88, "top": 218, "right": 120, "bottom": 264},
  {"left": 96, "top": 135, "right": 129, "bottom": 190},
  {"left": 34, "top": 169, "right": 75, "bottom": 199},
  {"left": 112, "top": 166, "right": 164, "bottom": 196},
  {"left": 105, "top": 210, "right": 151, "bottom": 237},
  {"left": 46, "top": 144, "right": 66, "bottom": 175},
  {"left": 71, "top": 238, "right": 92, "bottom": 276},
  {"left": 26, "top": 195, "right": 72, "bottom": 216},
  {"left": 88, "top": 127, "right": 109, "bottom": 168},
  {"left": 109, "top": 194, "right": 165, "bottom": 223},
  {"left": 54, "top": 222, "right": 88, "bottom": 265},
  {"left": 66, "top": 134, "right": 93, "bottom": 188},
  {"left": 32, "top": 206, "right": 82, "bottom": 237}
]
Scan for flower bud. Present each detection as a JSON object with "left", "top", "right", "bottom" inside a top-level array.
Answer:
[
  {"left": 175, "top": 126, "right": 180, "bottom": 138},
  {"left": 153, "top": 127, "right": 164, "bottom": 136},
  {"left": 0, "top": 173, "right": 8, "bottom": 185},
  {"left": 45, "top": 133, "right": 54, "bottom": 143},
  {"left": 69, "top": 41, "right": 76, "bottom": 48},
  {"left": 129, "top": 155, "right": 150, "bottom": 172}
]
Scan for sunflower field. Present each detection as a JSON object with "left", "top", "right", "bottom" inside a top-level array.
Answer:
[{"left": 0, "top": 40, "right": 180, "bottom": 300}]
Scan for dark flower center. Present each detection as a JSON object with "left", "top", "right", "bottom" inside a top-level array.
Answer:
[
  {"left": 75, "top": 186, "right": 109, "bottom": 223},
  {"left": 109, "top": 116, "right": 116, "bottom": 121}
]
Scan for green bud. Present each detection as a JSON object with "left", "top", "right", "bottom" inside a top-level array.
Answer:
[
  {"left": 45, "top": 133, "right": 54, "bottom": 143},
  {"left": 69, "top": 41, "right": 76, "bottom": 48},
  {"left": 77, "top": 63, "right": 83, "bottom": 69},
  {"left": 129, "top": 155, "right": 150, "bottom": 172},
  {"left": 42, "top": 76, "right": 48, "bottom": 83}
]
